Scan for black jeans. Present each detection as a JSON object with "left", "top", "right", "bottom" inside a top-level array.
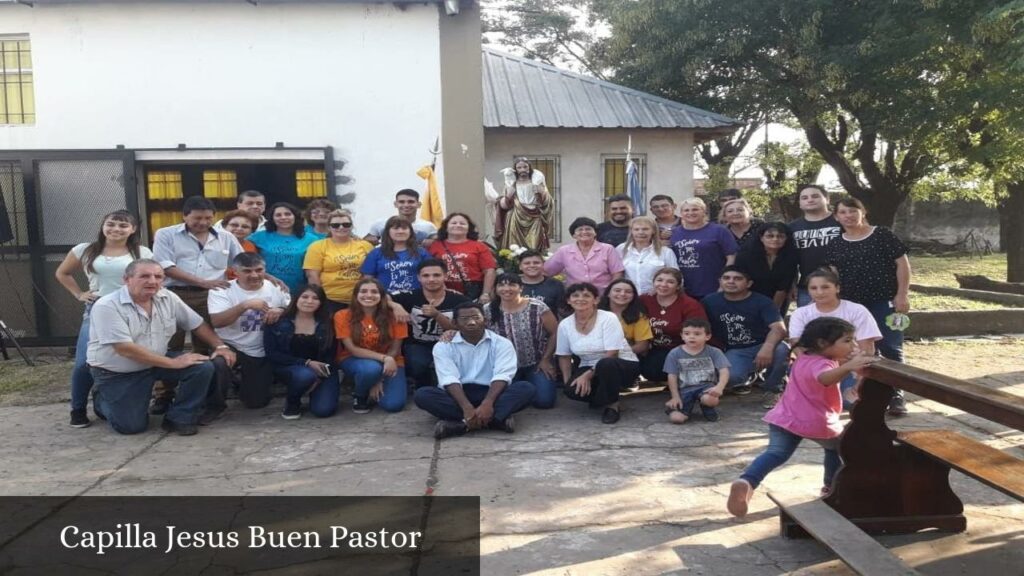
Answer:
[
  {"left": 564, "top": 358, "right": 641, "bottom": 408},
  {"left": 640, "top": 346, "right": 672, "bottom": 382},
  {"left": 211, "top": 348, "right": 273, "bottom": 409}
]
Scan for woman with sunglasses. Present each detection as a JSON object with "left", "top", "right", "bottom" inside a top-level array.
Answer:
[
  {"left": 360, "top": 216, "right": 430, "bottom": 294},
  {"left": 303, "top": 209, "right": 374, "bottom": 314}
]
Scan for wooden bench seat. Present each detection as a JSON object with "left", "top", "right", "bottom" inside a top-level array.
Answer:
[
  {"left": 767, "top": 492, "right": 920, "bottom": 576},
  {"left": 896, "top": 429, "right": 1024, "bottom": 502}
]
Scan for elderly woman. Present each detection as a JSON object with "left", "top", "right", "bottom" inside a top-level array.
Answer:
[
  {"left": 303, "top": 198, "right": 337, "bottom": 239},
  {"left": 427, "top": 212, "right": 497, "bottom": 302},
  {"left": 556, "top": 282, "right": 640, "bottom": 424},
  {"left": 486, "top": 273, "right": 560, "bottom": 409},
  {"left": 638, "top": 267, "right": 708, "bottom": 382},
  {"left": 249, "top": 202, "right": 319, "bottom": 293},
  {"left": 669, "top": 197, "right": 738, "bottom": 300},
  {"left": 303, "top": 209, "right": 374, "bottom": 313},
  {"left": 496, "top": 157, "right": 554, "bottom": 252},
  {"left": 734, "top": 222, "right": 799, "bottom": 315},
  {"left": 618, "top": 215, "right": 678, "bottom": 295},
  {"left": 719, "top": 198, "right": 763, "bottom": 248},
  {"left": 544, "top": 217, "right": 625, "bottom": 294},
  {"left": 825, "top": 197, "right": 912, "bottom": 415}
]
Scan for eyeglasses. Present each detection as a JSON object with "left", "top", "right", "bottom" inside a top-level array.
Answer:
[
  {"left": 762, "top": 233, "right": 787, "bottom": 239},
  {"left": 330, "top": 222, "right": 353, "bottom": 229}
]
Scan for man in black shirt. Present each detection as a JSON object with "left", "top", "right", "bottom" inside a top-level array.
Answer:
[
  {"left": 649, "top": 194, "right": 681, "bottom": 242},
  {"left": 596, "top": 194, "right": 633, "bottom": 247},
  {"left": 391, "top": 259, "right": 469, "bottom": 388},
  {"left": 517, "top": 250, "right": 566, "bottom": 317},
  {"left": 788, "top": 185, "right": 842, "bottom": 306}
]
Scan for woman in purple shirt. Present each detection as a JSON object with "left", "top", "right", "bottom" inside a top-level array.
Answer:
[
  {"left": 543, "top": 217, "right": 625, "bottom": 293},
  {"left": 669, "top": 198, "right": 738, "bottom": 299}
]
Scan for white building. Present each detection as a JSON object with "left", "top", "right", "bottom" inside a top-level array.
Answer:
[
  {"left": 482, "top": 48, "right": 740, "bottom": 242},
  {"left": 0, "top": 0, "right": 484, "bottom": 344}
]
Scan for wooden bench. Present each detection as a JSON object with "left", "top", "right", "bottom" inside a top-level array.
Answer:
[
  {"left": 767, "top": 492, "right": 920, "bottom": 575},
  {"left": 769, "top": 360, "right": 1024, "bottom": 572}
]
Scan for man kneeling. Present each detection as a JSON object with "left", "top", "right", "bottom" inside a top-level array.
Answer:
[
  {"left": 414, "top": 302, "right": 535, "bottom": 439},
  {"left": 86, "top": 259, "right": 236, "bottom": 435}
]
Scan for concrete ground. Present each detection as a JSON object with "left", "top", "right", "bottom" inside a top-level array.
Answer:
[{"left": 1, "top": 374, "right": 1022, "bottom": 575}]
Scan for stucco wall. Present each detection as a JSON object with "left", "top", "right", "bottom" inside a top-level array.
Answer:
[
  {"left": 0, "top": 2, "right": 445, "bottom": 226},
  {"left": 894, "top": 198, "right": 1000, "bottom": 247},
  {"left": 483, "top": 128, "right": 694, "bottom": 244}
]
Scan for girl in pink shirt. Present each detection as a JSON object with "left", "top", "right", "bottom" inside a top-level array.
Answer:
[{"left": 727, "top": 317, "right": 878, "bottom": 518}]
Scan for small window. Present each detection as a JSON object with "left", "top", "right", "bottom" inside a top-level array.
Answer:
[
  {"left": 296, "top": 169, "right": 327, "bottom": 198},
  {"left": 602, "top": 155, "right": 646, "bottom": 200},
  {"left": 0, "top": 36, "right": 34, "bottom": 125},
  {"left": 203, "top": 169, "right": 238, "bottom": 200},
  {"left": 146, "top": 171, "right": 183, "bottom": 232},
  {"left": 511, "top": 156, "right": 561, "bottom": 243}
]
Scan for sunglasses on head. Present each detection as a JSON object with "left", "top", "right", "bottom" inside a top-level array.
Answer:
[{"left": 329, "top": 222, "right": 353, "bottom": 229}]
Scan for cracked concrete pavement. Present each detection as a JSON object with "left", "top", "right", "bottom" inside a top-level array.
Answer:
[{"left": 1, "top": 383, "right": 1022, "bottom": 574}]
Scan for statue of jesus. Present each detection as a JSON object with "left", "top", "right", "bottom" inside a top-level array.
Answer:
[{"left": 495, "top": 157, "right": 554, "bottom": 252}]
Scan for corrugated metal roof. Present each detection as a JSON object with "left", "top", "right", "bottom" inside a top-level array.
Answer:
[{"left": 483, "top": 47, "right": 741, "bottom": 130}]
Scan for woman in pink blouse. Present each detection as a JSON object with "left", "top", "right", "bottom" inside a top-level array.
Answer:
[{"left": 544, "top": 217, "right": 624, "bottom": 293}]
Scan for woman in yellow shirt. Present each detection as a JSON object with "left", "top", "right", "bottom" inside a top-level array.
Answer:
[
  {"left": 303, "top": 209, "right": 373, "bottom": 313},
  {"left": 599, "top": 278, "right": 653, "bottom": 361}
]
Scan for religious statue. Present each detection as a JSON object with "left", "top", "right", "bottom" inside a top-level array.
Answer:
[{"left": 495, "top": 157, "right": 554, "bottom": 252}]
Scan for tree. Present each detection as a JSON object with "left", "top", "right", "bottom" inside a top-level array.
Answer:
[
  {"left": 597, "top": 0, "right": 1016, "bottom": 227},
  {"left": 756, "top": 140, "right": 825, "bottom": 220}
]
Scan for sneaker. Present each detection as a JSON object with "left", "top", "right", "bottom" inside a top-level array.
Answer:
[
  {"left": 69, "top": 409, "right": 91, "bottom": 428},
  {"left": 160, "top": 419, "right": 198, "bottom": 436},
  {"left": 352, "top": 397, "right": 372, "bottom": 414},
  {"left": 730, "top": 384, "right": 753, "bottom": 396},
  {"left": 433, "top": 420, "right": 468, "bottom": 440},
  {"left": 700, "top": 404, "right": 720, "bottom": 422},
  {"left": 487, "top": 415, "right": 515, "bottom": 433},
  {"left": 149, "top": 397, "right": 171, "bottom": 416},
  {"left": 887, "top": 394, "right": 909, "bottom": 417},
  {"left": 601, "top": 407, "right": 621, "bottom": 424},
  {"left": 727, "top": 479, "right": 753, "bottom": 518},
  {"left": 761, "top": 392, "right": 781, "bottom": 410},
  {"left": 281, "top": 402, "right": 302, "bottom": 420},
  {"left": 198, "top": 405, "right": 225, "bottom": 426}
]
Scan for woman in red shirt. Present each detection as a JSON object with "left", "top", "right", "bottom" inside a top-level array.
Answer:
[
  {"left": 639, "top": 267, "right": 708, "bottom": 382},
  {"left": 427, "top": 212, "right": 497, "bottom": 303},
  {"left": 335, "top": 278, "right": 409, "bottom": 413}
]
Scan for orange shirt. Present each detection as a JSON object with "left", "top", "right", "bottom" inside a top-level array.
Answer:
[{"left": 334, "top": 309, "right": 408, "bottom": 365}]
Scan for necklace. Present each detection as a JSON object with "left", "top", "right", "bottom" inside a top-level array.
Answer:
[{"left": 574, "top": 313, "right": 596, "bottom": 333}]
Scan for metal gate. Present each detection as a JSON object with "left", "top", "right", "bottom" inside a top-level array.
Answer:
[{"left": 0, "top": 150, "right": 137, "bottom": 346}]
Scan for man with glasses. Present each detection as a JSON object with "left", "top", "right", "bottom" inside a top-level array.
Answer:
[
  {"left": 649, "top": 195, "right": 681, "bottom": 242},
  {"left": 364, "top": 189, "right": 437, "bottom": 246}
]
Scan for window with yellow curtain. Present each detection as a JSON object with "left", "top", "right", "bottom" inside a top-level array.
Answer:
[
  {"left": 602, "top": 155, "right": 646, "bottom": 197},
  {"left": 203, "top": 170, "right": 238, "bottom": 199},
  {"left": 295, "top": 169, "right": 327, "bottom": 198},
  {"left": 0, "top": 36, "right": 35, "bottom": 125},
  {"left": 146, "top": 171, "right": 183, "bottom": 233}
]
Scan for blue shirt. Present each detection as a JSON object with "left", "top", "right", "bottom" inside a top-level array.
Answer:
[
  {"left": 360, "top": 247, "right": 430, "bottom": 293},
  {"left": 304, "top": 224, "right": 328, "bottom": 240},
  {"left": 248, "top": 230, "right": 318, "bottom": 293},
  {"left": 432, "top": 330, "right": 518, "bottom": 388},
  {"left": 701, "top": 292, "right": 783, "bottom": 350},
  {"left": 669, "top": 223, "right": 738, "bottom": 299}
]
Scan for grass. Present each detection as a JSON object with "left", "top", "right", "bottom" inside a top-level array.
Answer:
[
  {"left": 0, "top": 357, "right": 73, "bottom": 406},
  {"left": 909, "top": 292, "right": 1006, "bottom": 311},
  {"left": 910, "top": 253, "right": 1007, "bottom": 288}
]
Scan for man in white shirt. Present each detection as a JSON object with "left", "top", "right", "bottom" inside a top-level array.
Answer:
[
  {"left": 413, "top": 302, "right": 536, "bottom": 439},
  {"left": 207, "top": 252, "right": 290, "bottom": 418},
  {"left": 87, "top": 259, "right": 236, "bottom": 436},
  {"left": 363, "top": 189, "right": 437, "bottom": 246},
  {"left": 213, "top": 190, "right": 267, "bottom": 232}
]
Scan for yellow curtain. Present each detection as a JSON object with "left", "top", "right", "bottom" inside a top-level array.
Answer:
[{"left": 417, "top": 165, "right": 444, "bottom": 228}]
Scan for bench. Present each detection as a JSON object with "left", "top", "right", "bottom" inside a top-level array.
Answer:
[
  {"left": 767, "top": 492, "right": 920, "bottom": 576},
  {"left": 769, "top": 359, "right": 1024, "bottom": 572}
]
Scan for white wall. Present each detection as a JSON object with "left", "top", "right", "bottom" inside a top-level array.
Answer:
[
  {"left": 484, "top": 128, "right": 694, "bottom": 243},
  {"left": 0, "top": 2, "right": 444, "bottom": 226}
]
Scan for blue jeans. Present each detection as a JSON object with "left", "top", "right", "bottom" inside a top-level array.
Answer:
[
  {"left": 864, "top": 300, "right": 904, "bottom": 363},
  {"left": 403, "top": 341, "right": 437, "bottom": 388},
  {"left": 517, "top": 365, "right": 557, "bottom": 409},
  {"left": 741, "top": 424, "right": 841, "bottom": 489},
  {"left": 70, "top": 304, "right": 93, "bottom": 411},
  {"left": 725, "top": 342, "right": 790, "bottom": 392},
  {"left": 414, "top": 381, "right": 536, "bottom": 423},
  {"left": 90, "top": 357, "right": 215, "bottom": 434},
  {"left": 339, "top": 357, "right": 408, "bottom": 412},
  {"left": 274, "top": 365, "right": 341, "bottom": 418}
]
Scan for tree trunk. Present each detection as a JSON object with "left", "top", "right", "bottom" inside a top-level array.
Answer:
[{"left": 1000, "top": 181, "right": 1024, "bottom": 282}]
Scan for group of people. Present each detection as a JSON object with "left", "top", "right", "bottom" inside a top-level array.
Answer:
[{"left": 57, "top": 181, "right": 911, "bottom": 462}]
